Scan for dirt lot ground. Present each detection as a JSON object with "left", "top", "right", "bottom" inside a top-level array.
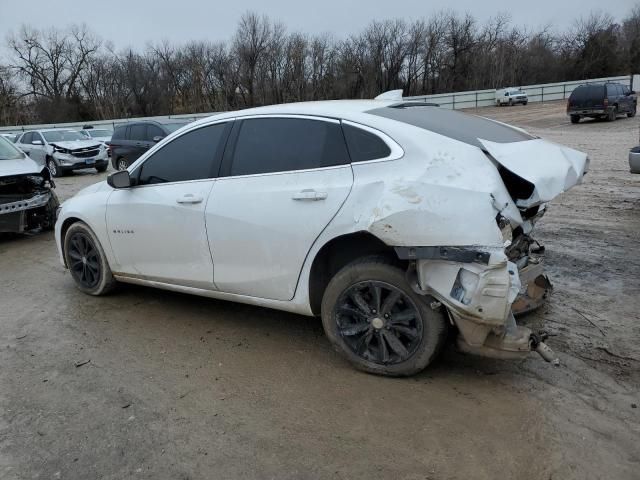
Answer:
[{"left": 1, "top": 101, "right": 639, "bottom": 480}]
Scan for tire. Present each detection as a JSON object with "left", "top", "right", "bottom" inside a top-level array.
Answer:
[
  {"left": 116, "top": 158, "right": 129, "bottom": 171},
  {"left": 570, "top": 115, "right": 580, "bottom": 124},
  {"left": 47, "top": 157, "right": 63, "bottom": 177},
  {"left": 96, "top": 164, "right": 108, "bottom": 173},
  {"left": 63, "top": 222, "right": 116, "bottom": 296},
  {"left": 41, "top": 190, "right": 60, "bottom": 231},
  {"left": 607, "top": 107, "right": 617, "bottom": 122},
  {"left": 628, "top": 107, "right": 636, "bottom": 118},
  {"left": 523, "top": 101, "right": 528, "bottom": 106},
  {"left": 508, "top": 99, "right": 513, "bottom": 106},
  {"left": 321, "top": 256, "right": 448, "bottom": 377}
]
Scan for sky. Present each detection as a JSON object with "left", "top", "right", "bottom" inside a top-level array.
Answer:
[{"left": 0, "top": 0, "right": 637, "bottom": 51}]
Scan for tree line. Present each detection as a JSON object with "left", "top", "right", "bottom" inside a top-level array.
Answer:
[{"left": 1, "top": 6, "right": 639, "bottom": 126}]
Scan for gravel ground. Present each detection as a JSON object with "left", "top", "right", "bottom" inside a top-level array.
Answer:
[{"left": 1, "top": 101, "right": 639, "bottom": 480}]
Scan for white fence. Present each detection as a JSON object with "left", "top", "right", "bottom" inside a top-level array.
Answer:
[
  {"left": 0, "top": 74, "right": 638, "bottom": 133},
  {"left": 404, "top": 74, "right": 638, "bottom": 109}
]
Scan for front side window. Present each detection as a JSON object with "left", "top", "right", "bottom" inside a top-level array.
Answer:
[
  {"left": 20, "top": 132, "right": 33, "bottom": 144},
  {"left": 146, "top": 125, "right": 164, "bottom": 141},
  {"left": 138, "top": 123, "right": 228, "bottom": 185},
  {"left": 230, "top": 117, "right": 350, "bottom": 176},
  {"left": 129, "top": 125, "right": 147, "bottom": 141}
]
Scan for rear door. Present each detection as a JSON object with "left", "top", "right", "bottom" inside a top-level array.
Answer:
[{"left": 205, "top": 116, "right": 354, "bottom": 301}]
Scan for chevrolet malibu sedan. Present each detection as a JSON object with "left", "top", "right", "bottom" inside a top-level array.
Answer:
[{"left": 55, "top": 97, "right": 588, "bottom": 376}]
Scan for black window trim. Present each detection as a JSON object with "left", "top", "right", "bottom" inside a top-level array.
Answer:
[
  {"left": 129, "top": 120, "right": 233, "bottom": 188},
  {"left": 218, "top": 114, "right": 352, "bottom": 179}
]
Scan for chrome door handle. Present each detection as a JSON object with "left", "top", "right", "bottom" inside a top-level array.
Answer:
[
  {"left": 176, "top": 194, "right": 203, "bottom": 204},
  {"left": 292, "top": 189, "right": 328, "bottom": 201}
]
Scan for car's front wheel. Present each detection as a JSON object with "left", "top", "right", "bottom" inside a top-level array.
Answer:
[
  {"left": 63, "top": 222, "right": 116, "bottom": 296},
  {"left": 570, "top": 115, "right": 580, "bottom": 124},
  {"left": 47, "top": 158, "right": 63, "bottom": 177},
  {"left": 321, "top": 256, "right": 448, "bottom": 376},
  {"left": 628, "top": 107, "right": 636, "bottom": 118}
]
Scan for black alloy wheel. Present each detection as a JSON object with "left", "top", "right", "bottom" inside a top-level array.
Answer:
[
  {"left": 67, "top": 232, "right": 101, "bottom": 289},
  {"left": 333, "top": 281, "right": 423, "bottom": 365}
]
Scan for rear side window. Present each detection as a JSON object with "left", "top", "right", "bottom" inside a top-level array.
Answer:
[
  {"left": 138, "top": 123, "right": 229, "bottom": 185},
  {"left": 112, "top": 126, "right": 127, "bottom": 140},
  {"left": 129, "top": 124, "right": 147, "bottom": 141},
  {"left": 229, "top": 118, "right": 350, "bottom": 176},
  {"left": 342, "top": 124, "right": 391, "bottom": 162}
]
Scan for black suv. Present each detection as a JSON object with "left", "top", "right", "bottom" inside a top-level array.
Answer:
[
  {"left": 109, "top": 119, "right": 189, "bottom": 170},
  {"left": 567, "top": 82, "right": 637, "bottom": 123}
]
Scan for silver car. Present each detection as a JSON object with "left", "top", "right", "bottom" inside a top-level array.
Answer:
[{"left": 15, "top": 129, "right": 109, "bottom": 177}]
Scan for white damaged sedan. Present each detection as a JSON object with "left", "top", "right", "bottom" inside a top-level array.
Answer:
[{"left": 55, "top": 96, "right": 588, "bottom": 376}]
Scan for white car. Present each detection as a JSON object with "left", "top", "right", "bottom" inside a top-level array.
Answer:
[
  {"left": 55, "top": 97, "right": 588, "bottom": 376},
  {"left": 0, "top": 136, "right": 58, "bottom": 233},
  {"left": 496, "top": 88, "right": 528, "bottom": 106},
  {"left": 15, "top": 129, "right": 109, "bottom": 177}
]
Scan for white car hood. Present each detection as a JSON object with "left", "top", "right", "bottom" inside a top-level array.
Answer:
[
  {"left": 0, "top": 157, "right": 43, "bottom": 177},
  {"left": 480, "top": 138, "right": 589, "bottom": 208},
  {"left": 50, "top": 140, "right": 102, "bottom": 150}
]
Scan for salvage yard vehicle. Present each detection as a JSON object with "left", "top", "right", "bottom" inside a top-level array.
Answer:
[
  {"left": 495, "top": 87, "right": 528, "bottom": 106},
  {"left": 0, "top": 136, "right": 58, "bottom": 233},
  {"left": 567, "top": 82, "right": 637, "bottom": 123},
  {"left": 15, "top": 129, "right": 109, "bottom": 177},
  {"left": 109, "top": 119, "right": 189, "bottom": 171},
  {"left": 55, "top": 95, "right": 588, "bottom": 376}
]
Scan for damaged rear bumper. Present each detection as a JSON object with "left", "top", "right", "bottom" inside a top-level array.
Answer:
[{"left": 399, "top": 244, "right": 555, "bottom": 362}]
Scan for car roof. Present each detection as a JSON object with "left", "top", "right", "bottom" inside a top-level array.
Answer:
[{"left": 187, "top": 99, "right": 533, "bottom": 150}]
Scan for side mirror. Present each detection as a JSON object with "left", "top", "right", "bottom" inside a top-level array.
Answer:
[
  {"left": 107, "top": 170, "right": 132, "bottom": 189},
  {"left": 153, "top": 136, "right": 164, "bottom": 143},
  {"left": 32, "top": 140, "right": 43, "bottom": 145}
]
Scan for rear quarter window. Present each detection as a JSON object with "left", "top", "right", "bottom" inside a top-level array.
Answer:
[{"left": 342, "top": 124, "right": 391, "bottom": 162}]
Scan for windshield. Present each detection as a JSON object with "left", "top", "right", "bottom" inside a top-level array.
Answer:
[
  {"left": 42, "top": 130, "right": 87, "bottom": 142},
  {"left": 0, "top": 136, "right": 26, "bottom": 160},
  {"left": 165, "top": 123, "right": 187, "bottom": 132},
  {"left": 87, "top": 129, "right": 113, "bottom": 138}
]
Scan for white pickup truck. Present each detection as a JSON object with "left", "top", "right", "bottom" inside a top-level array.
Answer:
[{"left": 496, "top": 88, "right": 528, "bottom": 106}]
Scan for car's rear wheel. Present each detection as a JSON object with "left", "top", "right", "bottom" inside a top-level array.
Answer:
[
  {"left": 96, "top": 164, "right": 108, "bottom": 173},
  {"left": 63, "top": 222, "right": 116, "bottom": 296},
  {"left": 321, "top": 256, "right": 447, "bottom": 376},
  {"left": 570, "top": 115, "right": 580, "bottom": 124},
  {"left": 116, "top": 158, "right": 129, "bottom": 171},
  {"left": 508, "top": 99, "right": 513, "bottom": 106},
  {"left": 607, "top": 107, "right": 617, "bottom": 122}
]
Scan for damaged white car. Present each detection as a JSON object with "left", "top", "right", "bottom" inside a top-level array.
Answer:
[
  {"left": 55, "top": 97, "right": 588, "bottom": 376},
  {"left": 15, "top": 129, "right": 109, "bottom": 177},
  {"left": 0, "top": 136, "right": 58, "bottom": 233}
]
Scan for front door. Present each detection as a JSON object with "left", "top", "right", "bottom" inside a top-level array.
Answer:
[
  {"left": 106, "top": 122, "right": 231, "bottom": 287},
  {"left": 206, "top": 116, "right": 354, "bottom": 301}
]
